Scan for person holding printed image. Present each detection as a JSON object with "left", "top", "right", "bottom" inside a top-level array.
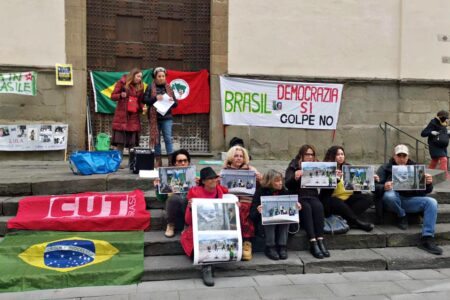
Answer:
[
  {"left": 285, "top": 145, "right": 330, "bottom": 259},
  {"left": 250, "top": 169, "right": 301, "bottom": 260},
  {"left": 180, "top": 167, "right": 228, "bottom": 287}
]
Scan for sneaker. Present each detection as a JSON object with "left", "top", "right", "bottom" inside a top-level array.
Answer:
[
  {"left": 164, "top": 223, "right": 175, "bottom": 238},
  {"left": 201, "top": 265, "right": 214, "bottom": 286},
  {"left": 264, "top": 246, "right": 279, "bottom": 260},
  {"left": 418, "top": 236, "right": 443, "bottom": 255},
  {"left": 242, "top": 241, "right": 253, "bottom": 261},
  {"left": 397, "top": 216, "right": 408, "bottom": 230},
  {"left": 278, "top": 246, "right": 288, "bottom": 260}
]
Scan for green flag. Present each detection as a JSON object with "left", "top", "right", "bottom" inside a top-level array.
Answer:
[
  {"left": 0, "top": 231, "right": 144, "bottom": 292},
  {"left": 90, "top": 69, "right": 153, "bottom": 114}
]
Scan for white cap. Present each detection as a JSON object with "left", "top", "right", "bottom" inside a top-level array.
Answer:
[{"left": 394, "top": 144, "right": 409, "bottom": 155}]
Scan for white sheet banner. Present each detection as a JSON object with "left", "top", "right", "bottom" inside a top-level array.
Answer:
[
  {"left": 0, "top": 124, "right": 68, "bottom": 151},
  {"left": 220, "top": 76, "right": 343, "bottom": 129}
]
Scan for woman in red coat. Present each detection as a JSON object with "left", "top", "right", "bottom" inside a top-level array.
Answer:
[
  {"left": 110, "top": 68, "right": 145, "bottom": 153},
  {"left": 180, "top": 167, "right": 228, "bottom": 287}
]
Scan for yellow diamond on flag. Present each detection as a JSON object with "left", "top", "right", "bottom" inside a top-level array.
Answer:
[{"left": 101, "top": 83, "right": 148, "bottom": 99}]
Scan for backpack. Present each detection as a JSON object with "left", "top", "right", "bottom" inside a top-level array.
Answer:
[{"left": 95, "top": 133, "right": 111, "bottom": 151}]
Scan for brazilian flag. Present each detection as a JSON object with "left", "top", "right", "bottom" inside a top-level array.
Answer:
[
  {"left": 0, "top": 231, "right": 144, "bottom": 292},
  {"left": 90, "top": 69, "right": 153, "bottom": 114}
]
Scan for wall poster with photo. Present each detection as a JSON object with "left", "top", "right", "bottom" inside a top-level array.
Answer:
[
  {"left": 192, "top": 195, "right": 242, "bottom": 265},
  {"left": 392, "top": 165, "right": 426, "bottom": 191},
  {"left": 220, "top": 169, "right": 256, "bottom": 196},
  {"left": 342, "top": 165, "right": 375, "bottom": 191},
  {"left": 261, "top": 194, "right": 299, "bottom": 225},
  {"left": 300, "top": 162, "right": 337, "bottom": 188},
  {"left": 0, "top": 124, "right": 68, "bottom": 151},
  {"left": 158, "top": 166, "right": 196, "bottom": 194}
]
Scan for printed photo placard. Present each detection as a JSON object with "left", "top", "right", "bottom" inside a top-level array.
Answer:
[
  {"left": 220, "top": 169, "right": 256, "bottom": 196},
  {"left": 393, "top": 165, "right": 426, "bottom": 191},
  {"left": 0, "top": 124, "right": 68, "bottom": 151},
  {"left": 192, "top": 196, "right": 242, "bottom": 265},
  {"left": 158, "top": 166, "right": 196, "bottom": 194},
  {"left": 342, "top": 165, "right": 375, "bottom": 191},
  {"left": 261, "top": 195, "right": 299, "bottom": 225},
  {"left": 300, "top": 162, "right": 337, "bottom": 188}
]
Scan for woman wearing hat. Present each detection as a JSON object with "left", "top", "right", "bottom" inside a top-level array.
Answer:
[
  {"left": 421, "top": 110, "right": 450, "bottom": 178},
  {"left": 143, "top": 67, "right": 178, "bottom": 167},
  {"left": 180, "top": 167, "right": 228, "bottom": 287}
]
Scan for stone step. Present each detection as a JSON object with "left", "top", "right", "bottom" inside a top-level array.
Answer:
[
  {"left": 141, "top": 245, "right": 450, "bottom": 281},
  {"left": 141, "top": 223, "right": 450, "bottom": 256}
]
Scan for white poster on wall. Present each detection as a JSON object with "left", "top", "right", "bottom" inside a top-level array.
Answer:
[
  {"left": 220, "top": 76, "right": 343, "bottom": 129},
  {"left": 0, "top": 124, "right": 68, "bottom": 151}
]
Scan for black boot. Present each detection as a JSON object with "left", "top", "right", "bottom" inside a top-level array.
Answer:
[
  {"left": 265, "top": 246, "right": 279, "bottom": 260},
  {"left": 317, "top": 239, "right": 330, "bottom": 257},
  {"left": 201, "top": 265, "right": 214, "bottom": 287},
  {"left": 278, "top": 246, "right": 288, "bottom": 260},
  {"left": 309, "top": 240, "right": 324, "bottom": 259},
  {"left": 350, "top": 219, "right": 374, "bottom": 232}
]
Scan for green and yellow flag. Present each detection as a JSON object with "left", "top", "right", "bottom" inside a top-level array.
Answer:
[
  {"left": 0, "top": 231, "right": 144, "bottom": 292},
  {"left": 90, "top": 69, "right": 153, "bottom": 114}
]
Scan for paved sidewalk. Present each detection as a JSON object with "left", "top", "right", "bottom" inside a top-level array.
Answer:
[{"left": 2, "top": 269, "right": 450, "bottom": 300}]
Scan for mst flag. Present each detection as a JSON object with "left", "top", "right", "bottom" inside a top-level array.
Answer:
[
  {"left": 90, "top": 69, "right": 153, "bottom": 113},
  {"left": 8, "top": 190, "right": 150, "bottom": 231},
  {"left": 0, "top": 231, "right": 144, "bottom": 292},
  {"left": 167, "top": 69, "right": 210, "bottom": 115}
]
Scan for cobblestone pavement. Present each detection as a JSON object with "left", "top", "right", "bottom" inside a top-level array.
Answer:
[{"left": 1, "top": 269, "right": 450, "bottom": 300}]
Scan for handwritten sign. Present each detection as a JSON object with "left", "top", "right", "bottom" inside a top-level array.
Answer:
[
  {"left": 220, "top": 76, "right": 343, "bottom": 129},
  {"left": 0, "top": 72, "right": 37, "bottom": 96}
]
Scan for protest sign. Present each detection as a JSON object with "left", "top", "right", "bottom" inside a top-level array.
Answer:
[
  {"left": 220, "top": 76, "right": 343, "bottom": 129},
  {"left": 300, "top": 162, "right": 337, "bottom": 188},
  {"left": 342, "top": 165, "right": 375, "bottom": 191},
  {"left": 158, "top": 166, "right": 196, "bottom": 194},
  {"left": 261, "top": 195, "right": 299, "bottom": 225},
  {"left": 393, "top": 165, "right": 426, "bottom": 191},
  {"left": 220, "top": 169, "right": 256, "bottom": 196},
  {"left": 0, "top": 124, "right": 68, "bottom": 151},
  {"left": 0, "top": 71, "right": 37, "bottom": 96},
  {"left": 56, "top": 64, "right": 73, "bottom": 86}
]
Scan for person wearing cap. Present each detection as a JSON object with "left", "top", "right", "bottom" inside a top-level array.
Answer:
[
  {"left": 180, "top": 167, "right": 228, "bottom": 287},
  {"left": 421, "top": 110, "right": 450, "bottom": 178},
  {"left": 143, "top": 67, "right": 178, "bottom": 167},
  {"left": 375, "top": 144, "right": 442, "bottom": 255}
]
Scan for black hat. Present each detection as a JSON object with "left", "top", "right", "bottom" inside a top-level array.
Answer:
[{"left": 200, "top": 167, "right": 219, "bottom": 181}]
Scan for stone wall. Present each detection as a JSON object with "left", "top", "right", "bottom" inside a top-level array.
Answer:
[{"left": 0, "top": 0, "right": 86, "bottom": 160}]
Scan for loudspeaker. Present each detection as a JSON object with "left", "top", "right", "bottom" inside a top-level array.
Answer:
[{"left": 129, "top": 148, "right": 154, "bottom": 174}]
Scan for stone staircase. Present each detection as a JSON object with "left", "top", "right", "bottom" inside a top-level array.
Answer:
[{"left": 1, "top": 161, "right": 450, "bottom": 282}]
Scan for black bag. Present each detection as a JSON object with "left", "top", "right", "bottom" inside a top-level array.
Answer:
[
  {"left": 129, "top": 148, "right": 154, "bottom": 174},
  {"left": 323, "top": 215, "right": 350, "bottom": 235}
]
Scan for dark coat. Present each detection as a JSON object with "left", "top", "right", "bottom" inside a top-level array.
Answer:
[
  {"left": 421, "top": 118, "right": 449, "bottom": 158},
  {"left": 375, "top": 158, "right": 433, "bottom": 198},
  {"left": 285, "top": 159, "right": 320, "bottom": 198},
  {"left": 110, "top": 75, "right": 144, "bottom": 132},
  {"left": 143, "top": 83, "right": 178, "bottom": 120},
  {"left": 250, "top": 187, "right": 290, "bottom": 237}
]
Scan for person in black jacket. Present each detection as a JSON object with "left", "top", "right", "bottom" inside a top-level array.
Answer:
[
  {"left": 285, "top": 145, "right": 330, "bottom": 259},
  {"left": 421, "top": 110, "right": 450, "bottom": 178},
  {"left": 250, "top": 169, "right": 301, "bottom": 260},
  {"left": 320, "top": 146, "right": 375, "bottom": 232},
  {"left": 376, "top": 144, "right": 442, "bottom": 255}
]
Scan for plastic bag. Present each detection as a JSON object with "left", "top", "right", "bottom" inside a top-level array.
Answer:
[{"left": 69, "top": 150, "right": 122, "bottom": 175}]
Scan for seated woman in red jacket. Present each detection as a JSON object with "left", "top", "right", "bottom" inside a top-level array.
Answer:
[{"left": 180, "top": 167, "right": 228, "bottom": 287}]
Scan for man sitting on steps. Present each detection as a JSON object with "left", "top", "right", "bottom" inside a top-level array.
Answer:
[{"left": 376, "top": 144, "right": 442, "bottom": 255}]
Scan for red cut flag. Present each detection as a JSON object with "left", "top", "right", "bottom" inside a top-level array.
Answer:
[
  {"left": 7, "top": 190, "right": 150, "bottom": 231},
  {"left": 167, "top": 69, "right": 210, "bottom": 115}
]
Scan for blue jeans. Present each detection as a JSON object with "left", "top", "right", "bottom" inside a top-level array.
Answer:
[
  {"left": 382, "top": 189, "right": 438, "bottom": 237},
  {"left": 155, "top": 119, "right": 173, "bottom": 155}
]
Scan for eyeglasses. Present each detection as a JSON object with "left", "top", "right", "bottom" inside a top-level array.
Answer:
[
  {"left": 176, "top": 159, "right": 189, "bottom": 163},
  {"left": 304, "top": 153, "right": 315, "bottom": 157}
]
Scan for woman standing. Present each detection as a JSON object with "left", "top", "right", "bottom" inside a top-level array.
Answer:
[
  {"left": 421, "top": 110, "right": 450, "bottom": 177},
  {"left": 144, "top": 67, "right": 178, "bottom": 167},
  {"left": 180, "top": 167, "right": 228, "bottom": 287},
  {"left": 320, "top": 146, "right": 374, "bottom": 232},
  {"left": 110, "top": 68, "right": 145, "bottom": 154},
  {"left": 250, "top": 169, "right": 301, "bottom": 260},
  {"left": 285, "top": 145, "right": 330, "bottom": 259},
  {"left": 222, "top": 145, "right": 262, "bottom": 261}
]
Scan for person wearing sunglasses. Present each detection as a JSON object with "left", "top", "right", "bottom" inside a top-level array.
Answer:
[{"left": 285, "top": 145, "right": 330, "bottom": 259}]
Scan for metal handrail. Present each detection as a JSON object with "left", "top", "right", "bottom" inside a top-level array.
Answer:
[{"left": 379, "top": 122, "right": 429, "bottom": 163}]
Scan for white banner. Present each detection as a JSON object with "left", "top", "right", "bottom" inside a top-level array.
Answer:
[
  {"left": 0, "top": 124, "right": 68, "bottom": 151},
  {"left": 220, "top": 76, "right": 343, "bottom": 129}
]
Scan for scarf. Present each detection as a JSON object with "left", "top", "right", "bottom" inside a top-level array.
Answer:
[{"left": 148, "top": 82, "right": 175, "bottom": 147}]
